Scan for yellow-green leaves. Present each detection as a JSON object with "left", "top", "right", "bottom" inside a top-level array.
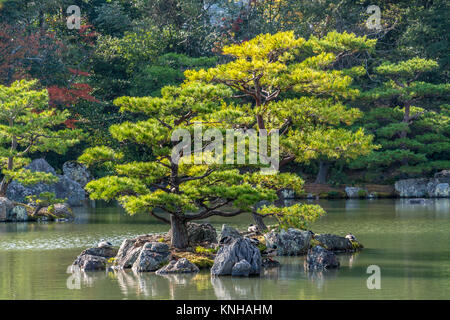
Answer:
[
  {"left": 78, "top": 146, "right": 123, "bottom": 167},
  {"left": 258, "top": 203, "right": 326, "bottom": 230},
  {"left": 0, "top": 80, "right": 82, "bottom": 193},
  {"left": 85, "top": 176, "right": 149, "bottom": 201}
]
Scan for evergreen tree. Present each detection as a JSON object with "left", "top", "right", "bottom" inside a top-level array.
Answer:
[
  {"left": 351, "top": 58, "right": 450, "bottom": 180},
  {"left": 80, "top": 31, "right": 376, "bottom": 248},
  {"left": 0, "top": 79, "right": 83, "bottom": 196}
]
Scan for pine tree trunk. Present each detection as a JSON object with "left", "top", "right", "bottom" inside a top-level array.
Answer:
[
  {"left": 169, "top": 215, "right": 189, "bottom": 249},
  {"left": 400, "top": 104, "right": 411, "bottom": 166},
  {"left": 315, "top": 161, "right": 330, "bottom": 184},
  {"left": 252, "top": 213, "right": 267, "bottom": 232}
]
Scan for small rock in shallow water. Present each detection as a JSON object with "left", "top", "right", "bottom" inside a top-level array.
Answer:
[
  {"left": 265, "top": 228, "right": 312, "bottom": 256},
  {"left": 306, "top": 246, "right": 340, "bottom": 270},
  {"left": 314, "top": 233, "right": 353, "bottom": 252},
  {"left": 155, "top": 258, "right": 199, "bottom": 275},
  {"left": 211, "top": 237, "right": 261, "bottom": 276},
  {"left": 74, "top": 254, "right": 107, "bottom": 271}
]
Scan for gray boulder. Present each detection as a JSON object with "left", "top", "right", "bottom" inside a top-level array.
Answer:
[
  {"left": 10, "top": 205, "right": 28, "bottom": 221},
  {"left": 264, "top": 228, "right": 312, "bottom": 256},
  {"left": 427, "top": 181, "right": 449, "bottom": 198},
  {"left": 306, "top": 246, "right": 340, "bottom": 270},
  {"left": 345, "top": 187, "right": 367, "bottom": 198},
  {"left": 6, "top": 158, "right": 86, "bottom": 206},
  {"left": 218, "top": 224, "right": 242, "bottom": 244},
  {"left": 6, "top": 180, "right": 55, "bottom": 204},
  {"left": 0, "top": 197, "right": 14, "bottom": 222},
  {"left": 155, "top": 258, "right": 199, "bottom": 275},
  {"left": 231, "top": 260, "right": 252, "bottom": 277},
  {"left": 74, "top": 254, "right": 107, "bottom": 271},
  {"left": 73, "top": 246, "right": 117, "bottom": 264},
  {"left": 54, "top": 175, "right": 86, "bottom": 206},
  {"left": 63, "top": 161, "right": 92, "bottom": 188},
  {"left": 395, "top": 178, "right": 429, "bottom": 197},
  {"left": 395, "top": 173, "right": 450, "bottom": 198},
  {"left": 211, "top": 237, "right": 261, "bottom": 276},
  {"left": 187, "top": 222, "right": 217, "bottom": 244},
  {"left": 314, "top": 234, "right": 353, "bottom": 252},
  {"left": 72, "top": 245, "right": 117, "bottom": 271},
  {"left": 51, "top": 203, "right": 74, "bottom": 218},
  {"left": 132, "top": 242, "right": 171, "bottom": 272},
  {"left": 26, "top": 158, "right": 57, "bottom": 175},
  {"left": 115, "top": 239, "right": 142, "bottom": 269}
]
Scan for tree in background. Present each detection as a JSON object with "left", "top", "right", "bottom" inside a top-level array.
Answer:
[
  {"left": 351, "top": 58, "right": 450, "bottom": 180},
  {"left": 0, "top": 79, "right": 83, "bottom": 196}
]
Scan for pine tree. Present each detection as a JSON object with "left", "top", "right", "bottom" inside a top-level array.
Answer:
[
  {"left": 352, "top": 58, "right": 450, "bottom": 179},
  {"left": 186, "top": 31, "right": 377, "bottom": 187},
  {"left": 0, "top": 79, "right": 83, "bottom": 196},
  {"left": 80, "top": 31, "right": 377, "bottom": 249}
]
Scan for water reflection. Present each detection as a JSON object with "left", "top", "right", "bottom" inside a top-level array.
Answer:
[
  {"left": 65, "top": 253, "right": 360, "bottom": 299},
  {"left": 395, "top": 199, "right": 450, "bottom": 217}
]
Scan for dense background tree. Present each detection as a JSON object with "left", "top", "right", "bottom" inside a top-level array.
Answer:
[{"left": 350, "top": 58, "right": 450, "bottom": 181}]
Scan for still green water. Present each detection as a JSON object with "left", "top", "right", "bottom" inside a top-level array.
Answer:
[{"left": 0, "top": 199, "right": 449, "bottom": 300}]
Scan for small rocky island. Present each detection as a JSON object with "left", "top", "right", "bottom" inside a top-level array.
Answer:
[
  {"left": 0, "top": 158, "right": 91, "bottom": 222},
  {"left": 71, "top": 223, "right": 363, "bottom": 277}
]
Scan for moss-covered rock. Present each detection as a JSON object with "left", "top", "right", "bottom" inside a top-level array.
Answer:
[{"left": 177, "top": 252, "right": 214, "bottom": 269}]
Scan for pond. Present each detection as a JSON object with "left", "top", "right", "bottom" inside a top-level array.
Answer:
[{"left": 0, "top": 199, "right": 449, "bottom": 300}]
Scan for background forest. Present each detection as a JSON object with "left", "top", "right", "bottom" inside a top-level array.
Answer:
[{"left": 1, "top": 0, "right": 448, "bottom": 186}]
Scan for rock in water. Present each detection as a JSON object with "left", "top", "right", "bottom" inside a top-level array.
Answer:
[
  {"left": 73, "top": 246, "right": 118, "bottom": 271},
  {"left": 211, "top": 237, "right": 261, "bottom": 276},
  {"left": 11, "top": 205, "right": 28, "bottom": 221},
  {"left": 306, "top": 246, "right": 340, "bottom": 270},
  {"left": 132, "top": 242, "right": 171, "bottom": 272},
  {"left": 345, "top": 187, "right": 367, "bottom": 198},
  {"left": 231, "top": 260, "right": 252, "bottom": 276},
  {"left": 264, "top": 228, "right": 312, "bottom": 256},
  {"left": 75, "top": 255, "right": 107, "bottom": 271},
  {"left": 314, "top": 234, "right": 354, "bottom": 252},
  {"left": 62, "top": 161, "right": 92, "bottom": 188},
  {"left": 155, "top": 258, "right": 199, "bottom": 275},
  {"left": 0, "top": 197, "right": 14, "bottom": 222},
  {"left": 115, "top": 239, "right": 140, "bottom": 268},
  {"left": 218, "top": 224, "right": 242, "bottom": 244},
  {"left": 54, "top": 175, "right": 86, "bottom": 206},
  {"left": 395, "top": 173, "right": 450, "bottom": 198},
  {"left": 186, "top": 222, "right": 217, "bottom": 244}
]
